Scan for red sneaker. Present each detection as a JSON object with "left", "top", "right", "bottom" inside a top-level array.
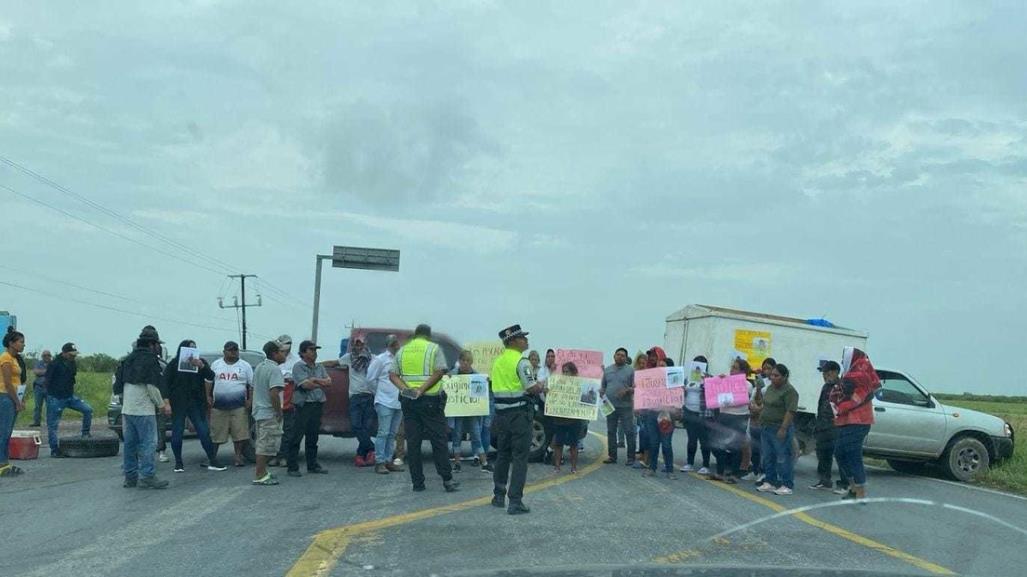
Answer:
[
  {"left": 354, "top": 455, "right": 366, "bottom": 467},
  {"left": 365, "top": 452, "right": 376, "bottom": 466}
]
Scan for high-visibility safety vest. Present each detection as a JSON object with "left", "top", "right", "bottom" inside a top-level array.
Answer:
[
  {"left": 399, "top": 336, "right": 442, "bottom": 395},
  {"left": 491, "top": 347, "right": 528, "bottom": 409}
]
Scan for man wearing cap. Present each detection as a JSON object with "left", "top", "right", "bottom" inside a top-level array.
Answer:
[
  {"left": 340, "top": 337, "right": 377, "bottom": 467},
  {"left": 207, "top": 341, "right": 254, "bottom": 468},
  {"left": 810, "top": 360, "right": 850, "bottom": 492},
  {"left": 270, "top": 335, "right": 300, "bottom": 468},
  {"left": 29, "top": 349, "right": 52, "bottom": 427},
  {"left": 367, "top": 334, "right": 404, "bottom": 474},
  {"left": 490, "top": 324, "right": 542, "bottom": 515},
  {"left": 44, "top": 343, "right": 93, "bottom": 457},
  {"left": 287, "top": 340, "right": 332, "bottom": 476},
  {"left": 114, "top": 327, "right": 172, "bottom": 489},
  {"left": 388, "top": 324, "right": 459, "bottom": 493},
  {"left": 252, "top": 340, "right": 287, "bottom": 485}
]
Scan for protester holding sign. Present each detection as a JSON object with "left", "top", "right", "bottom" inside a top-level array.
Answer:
[
  {"left": 680, "top": 355, "right": 712, "bottom": 475},
  {"left": 547, "top": 362, "right": 585, "bottom": 474},
  {"left": 448, "top": 350, "right": 490, "bottom": 473},
  {"left": 600, "top": 348, "right": 635, "bottom": 465},
  {"left": 708, "top": 359, "right": 753, "bottom": 484}
]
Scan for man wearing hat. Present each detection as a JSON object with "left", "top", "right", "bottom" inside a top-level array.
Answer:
[
  {"left": 388, "top": 324, "right": 459, "bottom": 493},
  {"left": 208, "top": 341, "right": 255, "bottom": 468},
  {"left": 44, "top": 342, "right": 93, "bottom": 457},
  {"left": 490, "top": 324, "right": 542, "bottom": 515},
  {"left": 287, "top": 340, "right": 332, "bottom": 476},
  {"left": 270, "top": 335, "right": 300, "bottom": 468},
  {"left": 810, "top": 360, "right": 849, "bottom": 492},
  {"left": 114, "top": 327, "right": 172, "bottom": 489}
]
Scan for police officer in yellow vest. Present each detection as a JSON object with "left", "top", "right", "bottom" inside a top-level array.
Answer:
[
  {"left": 389, "top": 324, "right": 460, "bottom": 493},
  {"left": 490, "top": 324, "right": 542, "bottom": 515}
]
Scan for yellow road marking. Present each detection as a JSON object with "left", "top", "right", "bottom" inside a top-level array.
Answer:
[
  {"left": 654, "top": 474, "right": 955, "bottom": 575},
  {"left": 286, "top": 432, "right": 609, "bottom": 577}
]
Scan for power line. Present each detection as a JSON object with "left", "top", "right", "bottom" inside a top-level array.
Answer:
[
  {"left": 0, "top": 279, "right": 246, "bottom": 335},
  {"left": 0, "top": 264, "right": 238, "bottom": 326},
  {"left": 0, "top": 183, "right": 225, "bottom": 276}
]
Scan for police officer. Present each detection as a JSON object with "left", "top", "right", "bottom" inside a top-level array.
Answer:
[
  {"left": 490, "top": 324, "right": 542, "bottom": 515},
  {"left": 389, "top": 324, "right": 460, "bottom": 493}
]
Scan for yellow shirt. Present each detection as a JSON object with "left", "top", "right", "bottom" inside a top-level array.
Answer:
[{"left": 0, "top": 351, "right": 22, "bottom": 393}]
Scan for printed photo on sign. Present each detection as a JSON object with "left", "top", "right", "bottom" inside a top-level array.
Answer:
[
  {"left": 178, "top": 346, "right": 200, "bottom": 373},
  {"left": 666, "top": 366, "right": 685, "bottom": 389},
  {"left": 600, "top": 395, "right": 616, "bottom": 418},
  {"left": 579, "top": 380, "right": 600, "bottom": 405},
  {"left": 687, "top": 361, "right": 707, "bottom": 387},
  {"left": 468, "top": 374, "right": 488, "bottom": 400}
]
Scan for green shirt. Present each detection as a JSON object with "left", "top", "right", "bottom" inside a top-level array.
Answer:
[{"left": 759, "top": 382, "right": 799, "bottom": 427}]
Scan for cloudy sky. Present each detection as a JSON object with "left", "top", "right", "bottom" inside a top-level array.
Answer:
[{"left": 1, "top": 1, "right": 1024, "bottom": 394}]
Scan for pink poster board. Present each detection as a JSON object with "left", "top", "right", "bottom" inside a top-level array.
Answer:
[
  {"left": 555, "top": 349, "right": 604, "bottom": 379},
  {"left": 703, "top": 374, "right": 750, "bottom": 409},
  {"left": 633, "top": 368, "right": 685, "bottom": 410}
]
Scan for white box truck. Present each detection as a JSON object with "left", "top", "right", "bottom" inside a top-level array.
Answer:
[{"left": 664, "top": 304, "right": 1014, "bottom": 482}]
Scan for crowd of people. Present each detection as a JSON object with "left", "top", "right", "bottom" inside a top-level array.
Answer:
[{"left": 0, "top": 323, "right": 879, "bottom": 504}]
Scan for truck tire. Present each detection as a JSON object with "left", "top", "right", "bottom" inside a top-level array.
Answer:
[
  {"left": 58, "top": 436, "right": 120, "bottom": 458},
  {"left": 887, "top": 459, "right": 927, "bottom": 475},
  {"left": 941, "top": 435, "right": 990, "bottom": 482},
  {"left": 528, "top": 412, "right": 552, "bottom": 463}
]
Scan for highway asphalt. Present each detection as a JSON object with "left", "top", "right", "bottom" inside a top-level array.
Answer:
[{"left": 2, "top": 422, "right": 1025, "bottom": 577}]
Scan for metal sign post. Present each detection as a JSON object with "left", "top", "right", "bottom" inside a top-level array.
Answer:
[{"left": 311, "top": 246, "right": 400, "bottom": 342}]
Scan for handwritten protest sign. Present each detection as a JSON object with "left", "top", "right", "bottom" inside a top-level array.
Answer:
[
  {"left": 464, "top": 341, "right": 506, "bottom": 375},
  {"left": 734, "top": 329, "right": 772, "bottom": 369},
  {"left": 544, "top": 375, "right": 600, "bottom": 421},
  {"left": 633, "top": 368, "right": 684, "bottom": 410},
  {"left": 555, "top": 349, "right": 604, "bottom": 379},
  {"left": 442, "top": 374, "right": 490, "bottom": 417},
  {"left": 703, "top": 374, "right": 750, "bottom": 409}
]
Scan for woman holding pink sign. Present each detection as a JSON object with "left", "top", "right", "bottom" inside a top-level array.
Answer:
[{"left": 709, "top": 359, "right": 753, "bottom": 484}]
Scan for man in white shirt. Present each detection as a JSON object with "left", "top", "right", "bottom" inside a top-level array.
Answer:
[
  {"left": 270, "top": 334, "right": 300, "bottom": 468},
  {"left": 206, "top": 341, "right": 254, "bottom": 467},
  {"left": 367, "top": 334, "right": 404, "bottom": 475}
]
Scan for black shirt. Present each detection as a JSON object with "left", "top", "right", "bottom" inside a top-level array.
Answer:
[
  {"left": 45, "top": 356, "right": 77, "bottom": 399},
  {"left": 163, "top": 358, "right": 215, "bottom": 410}
]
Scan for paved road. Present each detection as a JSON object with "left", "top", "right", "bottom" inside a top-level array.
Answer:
[{"left": 2, "top": 422, "right": 1025, "bottom": 577}]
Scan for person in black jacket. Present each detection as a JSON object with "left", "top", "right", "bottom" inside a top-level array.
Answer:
[
  {"left": 115, "top": 327, "right": 172, "bottom": 489},
  {"left": 44, "top": 343, "right": 93, "bottom": 458},
  {"left": 809, "top": 360, "right": 850, "bottom": 492},
  {"left": 163, "top": 340, "right": 227, "bottom": 472}
]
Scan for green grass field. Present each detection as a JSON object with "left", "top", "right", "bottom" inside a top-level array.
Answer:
[
  {"left": 943, "top": 399, "right": 1027, "bottom": 494},
  {"left": 15, "top": 372, "right": 113, "bottom": 428}
]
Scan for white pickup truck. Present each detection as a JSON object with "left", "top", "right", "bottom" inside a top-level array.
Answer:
[{"left": 664, "top": 304, "right": 1014, "bottom": 482}]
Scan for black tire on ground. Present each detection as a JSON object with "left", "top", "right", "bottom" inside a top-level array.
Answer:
[
  {"left": 941, "top": 435, "right": 990, "bottom": 482},
  {"left": 528, "top": 413, "right": 552, "bottom": 463},
  {"left": 887, "top": 459, "right": 928, "bottom": 475},
  {"left": 58, "top": 436, "right": 120, "bottom": 458}
]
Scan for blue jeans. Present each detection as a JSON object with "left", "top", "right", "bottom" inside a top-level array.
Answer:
[
  {"left": 760, "top": 423, "right": 795, "bottom": 489},
  {"left": 0, "top": 396, "right": 16, "bottom": 464},
  {"left": 123, "top": 414, "right": 157, "bottom": 479},
  {"left": 449, "top": 416, "right": 483, "bottom": 456},
  {"left": 170, "top": 403, "right": 217, "bottom": 465},
  {"left": 834, "top": 424, "right": 871, "bottom": 486},
  {"left": 643, "top": 412, "right": 674, "bottom": 472},
  {"left": 33, "top": 385, "right": 46, "bottom": 424},
  {"left": 374, "top": 404, "right": 402, "bottom": 463},
  {"left": 479, "top": 395, "right": 495, "bottom": 455},
  {"left": 47, "top": 395, "right": 93, "bottom": 453},
  {"left": 349, "top": 393, "right": 376, "bottom": 458}
]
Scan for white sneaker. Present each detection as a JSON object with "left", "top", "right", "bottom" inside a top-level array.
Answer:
[
  {"left": 679, "top": 464, "right": 694, "bottom": 472},
  {"left": 740, "top": 472, "right": 756, "bottom": 481},
  {"left": 756, "top": 473, "right": 766, "bottom": 483},
  {"left": 393, "top": 458, "right": 404, "bottom": 467},
  {"left": 697, "top": 467, "right": 710, "bottom": 476},
  {"left": 774, "top": 486, "right": 794, "bottom": 496},
  {"left": 756, "top": 482, "right": 776, "bottom": 492},
  {"left": 158, "top": 451, "right": 169, "bottom": 463}
]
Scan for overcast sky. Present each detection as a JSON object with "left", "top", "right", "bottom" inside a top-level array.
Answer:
[{"left": 1, "top": 2, "right": 1024, "bottom": 394}]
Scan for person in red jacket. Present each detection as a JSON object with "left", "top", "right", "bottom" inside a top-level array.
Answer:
[{"left": 830, "top": 348, "right": 881, "bottom": 501}]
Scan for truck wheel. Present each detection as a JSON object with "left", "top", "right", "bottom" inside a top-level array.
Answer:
[
  {"left": 58, "top": 436, "right": 120, "bottom": 458},
  {"left": 527, "top": 413, "right": 551, "bottom": 463},
  {"left": 941, "top": 435, "right": 990, "bottom": 482},
  {"left": 887, "top": 459, "right": 927, "bottom": 475}
]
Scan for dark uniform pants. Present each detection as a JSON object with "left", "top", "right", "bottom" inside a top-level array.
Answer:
[
  {"left": 493, "top": 406, "right": 532, "bottom": 500},
  {"left": 400, "top": 395, "right": 452, "bottom": 488},
  {"left": 287, "top": 402, "right": 323, "bottom": 472},
  {"left": 815, "top": 428, "right": 849, "bottom": 487}
]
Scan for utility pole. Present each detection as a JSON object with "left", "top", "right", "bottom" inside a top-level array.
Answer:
[{"left": 219, "top": 274, "right": 262, "bottom": 349}]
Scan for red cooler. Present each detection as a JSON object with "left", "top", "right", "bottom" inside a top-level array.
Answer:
[{"left": 9, "top": 430, "right": 41, "bottom": 460}]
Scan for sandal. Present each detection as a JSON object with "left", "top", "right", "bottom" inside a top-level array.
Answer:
[
  {"left": 252, "top": 474, "right": 279, "bottom": 486},
  {"left": 0, "top": 464, "right": 24, "bottom": 477}
]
